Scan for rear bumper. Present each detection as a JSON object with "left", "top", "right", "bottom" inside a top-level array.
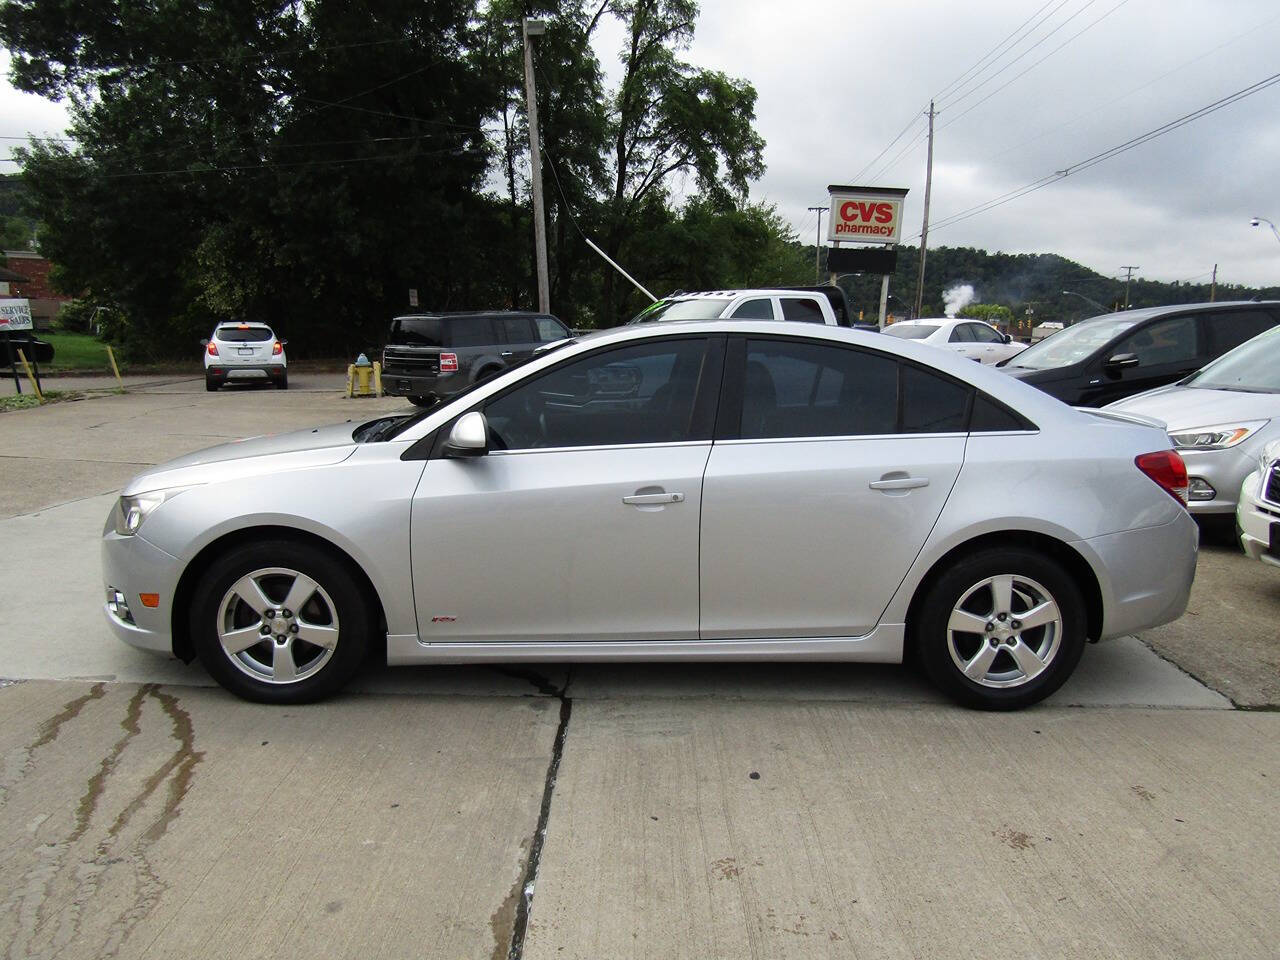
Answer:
[
  {"left": 382, "top": 370, "right": 468, "bottom": 397},
  {"left": 1084, "top": 510, "right": 1199, "bottom": 638},
  {"left": 206, "top": 364, "right": 286, "bottom": 381}
]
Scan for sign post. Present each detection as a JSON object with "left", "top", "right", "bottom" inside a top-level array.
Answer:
[
  {"left": 0, "top": 298, "right": 34, "bottom": 394},
  {"left": 824, "top": 186, "right": 908, "bottom": 328}
]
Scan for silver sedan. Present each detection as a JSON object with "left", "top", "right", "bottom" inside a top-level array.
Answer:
[
  {"left": 101, "top": 320, "right": 1197, "bottom": 709},
  {"left": 1107, "top": 324, "right": 1280, "bottom": 514}
]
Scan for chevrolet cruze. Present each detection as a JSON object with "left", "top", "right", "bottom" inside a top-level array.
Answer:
[{"left": 103, "top": 321, "right": 1197, "bottom": 709}]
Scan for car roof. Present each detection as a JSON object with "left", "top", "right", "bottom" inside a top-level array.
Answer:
[
  {"left": 663, "top": 289, "right": 824, "bottom": 300},
  {"left": 1074, "top": 301, "right": 1280, "bottom": 324},
  {"left": 392, "top": 311, "right": 557, "bottom": 320},
  {"left": 214, "top": 323, "right": 273, "bottom": 332}
]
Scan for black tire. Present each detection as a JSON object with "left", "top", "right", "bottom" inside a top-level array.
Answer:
[
  {"left": 277, "top": 371, "right": 288, "bottom": 390},
  {"left": 473, "top": 365, "right": 502, "bottom": 385},
  {"left": 205, "top": 374, "right": 220, "bottom": 392},
  {"left": 913, "top": 547, "right": 1086, "bottom": 710},
  {"left": 190, "top": 539, "right": 370, "bottom": 704}
]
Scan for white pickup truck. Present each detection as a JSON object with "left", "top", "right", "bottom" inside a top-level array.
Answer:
[{"left": 630, "top": 287, "right": 868, "bottom": 328}]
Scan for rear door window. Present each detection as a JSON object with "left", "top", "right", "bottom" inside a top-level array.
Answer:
[
  {"left": 948, "top": 325, "right": 974, "bottom": 343},
  {"left": 730, "top": 298, "right": 775, "bottom": 320},
  {"left": 1202, "top": 310, "right": 1278, "bottom": 355},
  {"left": 497, "top": 316, "right": 536, "bottom": 344},
  {"left": 447, "top": 317, "right": 497, "bottom": 348},
  {"left": 779, "top": 298, "right": 826, "bottom": 324}
]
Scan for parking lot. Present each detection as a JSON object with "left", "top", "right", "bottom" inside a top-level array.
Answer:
[{"left": 2, "top": 379, "right": 1278, "bottom": 959}]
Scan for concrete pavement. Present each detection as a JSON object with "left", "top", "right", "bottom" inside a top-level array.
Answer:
[{"left": 2, "top": 370, "right": 1277, "bottom": 959}]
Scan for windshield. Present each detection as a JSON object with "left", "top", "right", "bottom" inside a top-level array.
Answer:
[
  {"left": 1008, "top": 315, "right": 1142, "bottom": 369},
  {"left": 1184, "top": 325, "right": 1280, "bottom": 393},
  {"left": 882, "top": 324, "right": 939, "bottom": 340},
  {"left": 629, "top": 298, "right": 730, "bottom": 323},
  {"left": 382, "top": 338, "right": 577, "bottom": 439},
  {"left": 216, "top": 326, "right": 273, "bottom": 343}
]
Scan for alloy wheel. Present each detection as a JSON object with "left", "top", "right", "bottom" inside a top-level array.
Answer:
[
  {"left": 216, "top": 566, "right": 340, "bottom": 685},
  {"left": 945, "top": 573, "right": 1063, "bottom": 688}
]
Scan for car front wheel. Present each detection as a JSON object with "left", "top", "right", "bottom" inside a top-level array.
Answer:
[
  {"left": 915, "top": 547, "right": 1086, "bottom": 710},
  {"left": 190, "top": 540, "right": 370, "bottom": 703}
]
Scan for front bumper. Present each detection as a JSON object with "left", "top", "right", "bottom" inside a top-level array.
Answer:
[
  {"left": 1177, "top": 445, "right": 1258, "bottom": 515},
  {"left": 1237, "top": 468, "right": 1280, "bottom": 568},
  {"left": 101, "top": 523, "right": 182, "bottom": 655}
]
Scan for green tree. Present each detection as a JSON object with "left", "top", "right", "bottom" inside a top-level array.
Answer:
[{"left": 958, "top": 303, "right": 1014, "bottom": 326}]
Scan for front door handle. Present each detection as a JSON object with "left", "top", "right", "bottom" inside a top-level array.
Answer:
[
  {"left": 869, "top": 477, "right": 929, "bottom": 491},
  {"left": 622, "top": 492, "right": 684, "bottom": 505},
  {"left": 500, "top": 351, "right": 514, "bottom": 357}
]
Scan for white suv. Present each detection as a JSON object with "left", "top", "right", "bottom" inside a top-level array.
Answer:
[{"left": 203, "top": 323, "right": 287, "bottom": 391}]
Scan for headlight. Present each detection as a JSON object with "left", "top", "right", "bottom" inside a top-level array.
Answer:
[
  {"left": 113, "top": 486, "right": 196, "bottom": 536},
  {"left": 1169, "top": 420, "right": 1268, "bottom": 451}
]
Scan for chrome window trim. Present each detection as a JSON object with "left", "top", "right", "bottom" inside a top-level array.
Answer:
[{"left": 487, "top": 439, "right": 713, "bottom": 457}]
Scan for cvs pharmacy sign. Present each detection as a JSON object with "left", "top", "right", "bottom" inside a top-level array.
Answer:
[{"left": 826, "top": 185, "right": 908, "bottom": 245}]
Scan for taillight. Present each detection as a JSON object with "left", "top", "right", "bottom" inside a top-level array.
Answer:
[
  {"left": 206, "top": 342, "right": 219, "bottom": 356},
  {"left": 1135, "top": 450, "right": 1189, "bottom": 507},
  {"left": 272, "top": 341, "right": 283, "bottom": 355},
  {"left": 440, "top": 352, "right": 459, "bottom": 372}
]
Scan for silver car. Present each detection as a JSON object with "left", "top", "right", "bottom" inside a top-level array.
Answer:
[
  {"left": 1107, "top": 325, "right": 1280, "bottom": 514},
  {"left": 102, "top": 321, "right": 1197, "bottom": 709}
]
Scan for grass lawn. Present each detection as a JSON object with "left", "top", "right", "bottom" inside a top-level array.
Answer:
[{"left": 38, "top": 331, "right": 113, "bottom": 371}]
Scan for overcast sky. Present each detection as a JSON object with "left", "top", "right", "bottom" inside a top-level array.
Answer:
[{"left": 4, "top": 0, "right": 1280, "bottom": 289}]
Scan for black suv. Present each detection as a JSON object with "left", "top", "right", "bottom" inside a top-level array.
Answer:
[
  {"left": 381, "top": 311, "right": 570, "bottom": 406},
  {"left": 999, "top": 301, "right": 1280, "bottom": 406}
]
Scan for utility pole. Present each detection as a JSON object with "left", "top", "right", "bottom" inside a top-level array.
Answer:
[
  {"left": 914, "top": 100, "right": 935, "bottom": 319},
  {"left": 522, "top": 18, "right": 550, "bottom": 314},
  {"left": 1210, "top": 263, "right": 1217, "bottom": 302},
  {"left": 1120, "top": 265, "right": 1139, "bottom": 309},
  {"left": 808, "top": 206, "right": 828, "bottom": 283}
]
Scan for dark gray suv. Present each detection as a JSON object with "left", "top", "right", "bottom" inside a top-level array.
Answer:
[{"left": 381, "top": 311, "right": 570, "bottom": 406}]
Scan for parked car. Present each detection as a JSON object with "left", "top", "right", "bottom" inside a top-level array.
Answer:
[
  {"left": 1, "top": 332, "right": 54, "bottom": 365},
  {"left": 882, "top": 317, "right": 1027, "bottom": 365},
  {"left": 102, "top": 320, "right": 1196, "bottom": 710},
  {"left": 381, "top": 311, "right": 570, "bottom": 407},
  {"left": 1107, "top": 325, "right": 1280, "bottom": 514},
  {"left": 203, "top": 323, "right": 287, "bottom": 391},
  {"left": 1236, "top": 439, "right": 1280, "bottom": 569},
  {"left": 998, "top": 301, "right": 1280, "bottom": 405},
  {"left": 629, "top": 288, "right": 846, "bottom": 326}
]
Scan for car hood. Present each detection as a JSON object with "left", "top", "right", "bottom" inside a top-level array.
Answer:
[
  {"left": 1106, "top": 385, "right": 1280, "bottom": 431},
  {"left": 123, "top": 421, "right": 360, "bottom": 495}
]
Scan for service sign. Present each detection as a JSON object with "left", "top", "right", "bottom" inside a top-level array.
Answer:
[
  {"left": 827, "top": 185, "right": 908, "bottom": 245},
  {"left": 0, "top": 298, "right": 33, "bottom": 332}
]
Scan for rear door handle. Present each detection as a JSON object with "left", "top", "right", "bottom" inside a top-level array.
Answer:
[
  {"left": 500, "top": 351, "right": 514, "bottom": 357},
  {"left": 869, "top": 477, "right": 929, "bottom": 491},
  {"left": 622, "top": 492, "right": 684, "bottom": 505}
]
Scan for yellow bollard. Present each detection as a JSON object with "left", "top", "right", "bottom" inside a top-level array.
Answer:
[
  {"left": 344, "top": 364, "right": 355, "bottom": 398},
  {"left": 105, "top": 344, "right": 124, "bottom": 389},
  {"left": 372, "top": 361, "right": 383, "bottom": 397},
  {"left": 15, "top": 349, "right": 43, "bottom": 400}
]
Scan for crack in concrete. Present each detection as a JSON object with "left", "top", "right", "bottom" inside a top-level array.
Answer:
[{"left": 503, "top": 669, "right": 572, "bottom": 960}]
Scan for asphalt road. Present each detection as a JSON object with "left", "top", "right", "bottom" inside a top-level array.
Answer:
[{"left": 1, "top": 380, "right": 1277, "bottom": 959}]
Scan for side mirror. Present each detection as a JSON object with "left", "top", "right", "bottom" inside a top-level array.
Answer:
[
  {"left": 1105, "top": 352, "right": 1140, "bottom": 371},
  {"left": 443, "top": 411, "right": 489, "bottom": 458},
  {"left": 1002, "top": 333, "right": 1012, "bottom": 344}
]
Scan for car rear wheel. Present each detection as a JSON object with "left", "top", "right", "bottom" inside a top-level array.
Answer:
[
  {"left": 276, "top": 371, "right": 288, "bottom": 390},
  {"left": 205, "top": 374, "right": 219, "bottom": 392},
  {"left": 190, "top": 540, "right": 370, "bottom": 703},
  {"left": 914, "top": 547, "right": 1086, "bottom": 710}
]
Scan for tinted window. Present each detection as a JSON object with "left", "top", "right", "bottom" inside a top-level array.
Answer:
[
  {"left": 216, "top": 326, "right": 274, "bottom": 343},
  {"left": 730, "top": 298, "right": 775, "bottom": 320},
  {"left": 1010, "top": 315, "right": 1143, "bottom": 369},
  {"left": 447, "top": 317, "right": 496, "bottom": 348},
  {"left": 779, "top": 298, "right": 826, "bottom": 324},
  {"left": 901, "top": 364, "right": 970, "bottom": 433},
  {"left": 741, "top": 340, "right": 897, "bottom": 438},
  {"left": 1117, "top": 315, "right": 1198, "bottom": 366},
  {"left": 630, "top": 298, "right": 730, "bottom": 323},
  {"left": 948, "top": 324, "right": 974, "bottom": 343},
  {"left": 535, "top": 317, "right": 568, "bottom": 342},
  {"left": 497, "top": 316, "right": 535, "bottom": 343},
  {"left": 883, "top": 324, "right": 938, "bottom": 340},
  {"left": 484, "top": 339, "right": 709, "bottom": 449},
  {"left": 390, "top": 317, "right": 444, "bottom": 346},
  {"left": 971, "top": 394, "right": 1035, "bottom": 432},
  {"left": 970, "top": 323, "right": 1003, "bottom": 343},
  {"left": 1203, "top": 310, "right": 1277, "bottom": 354}
]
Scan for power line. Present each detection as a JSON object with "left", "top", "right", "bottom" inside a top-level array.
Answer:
[
  {"left": 848, "top": 113, "right": 925, "bottom": 185},
  {"left": 932, "top": 0, "right": 1060, "bottom": 103},
  {"left": 939, "top": 0, "right": 1133, "bottom": 131},
  {"left": 922, "top": 70, "right": 1280, "bottom": 236}
]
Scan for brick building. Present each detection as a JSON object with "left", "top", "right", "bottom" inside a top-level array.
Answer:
[{"left": 0, "top": 251, "right": 72, "bottom": 329}]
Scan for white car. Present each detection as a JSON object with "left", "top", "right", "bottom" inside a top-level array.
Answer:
[
  {"left": 883, "top": 318, "right": 1028, "bottom": 365},
  {"left": 202, "top": 323, "right": 288, "bottom": 391},
  {"left": 1237, "top": 439, "right": 1280, "bottom": 568}
]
